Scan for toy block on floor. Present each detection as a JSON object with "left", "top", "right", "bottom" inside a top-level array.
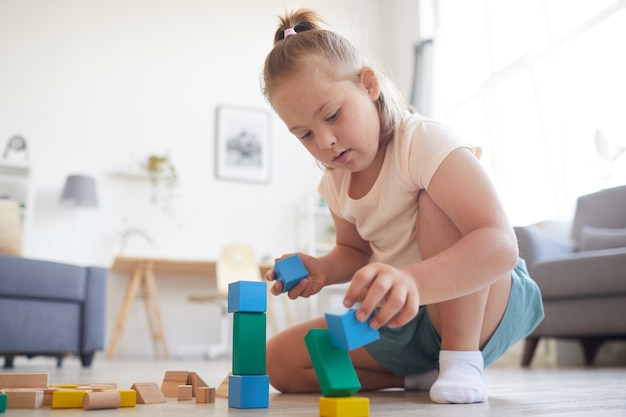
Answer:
[
  {"left": 0, "top": 392, "right": 6, "bottom": 413},
  {"left": 0, "top": 373, "right": 49, "bottom": 389},
  {"left": 325, "top": 305, "right": 380, "bottom": 351},
  {"left": 228, "top": 375, "right": 269, "bottom": 409},
  {"left": 228, "top": 281, "right": 267, "bottom": 312},
  {"left": 2, "top": 389, "right": 44, "bottom": 409},
  {"left": 42, "top": 388, "right": 60, "bottom": 406},
  {"left": 108, "top": 389, "right": 136, "bottom": 407},
  {"left": 52, "top": 389, "right": 90, "bottom": 408},
  {"left": 215, "top": 373, "right": 230, "bottom": 399},
  {"left": 130, "top": 382, "right": 167, "bottom": 404},
  {"left": 233, "top": 312, "right": 267, "bottom": 375},
  {"left": 161, "top": 371, "right": 189, "bottom": 397},
  {"left": 188, "top": 372, "right": 208, "bottom": 397},
  {"left": 82, "top": 391, "right": 121, "bottom": 410},
  {"left": 177, "top": 384, "right": 193, "bottom": 401},
  {"left": 304, "top": 329, "right": 361, "bottom": 397},
  {"left": 196, "top": 387, "right": 215, "bottom": 404},
  {"left": 319, "top": 396, "right": 370, "bottom": 417},
  {"left": 274, "top": 254, "right": 308, "bottom": 292}
]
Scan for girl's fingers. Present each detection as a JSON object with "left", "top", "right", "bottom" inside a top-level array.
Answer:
[
  {"left": 367, "top": 286, "right": 404, "bottom": 328},
  {"left": 346, "top": 264, "right": 392, "bottom": 322},
  {"left": 270, "top": 280, "right": 283, "bottom": 296}
]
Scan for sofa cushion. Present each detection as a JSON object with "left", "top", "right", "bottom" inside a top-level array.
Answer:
[
  {"left": 531, "top": 248, "right": 626, "bottom": 300},
  {"left": 579, "top": 226, "right": 626, "bottom": 251},
  {"left": 0, "top": 298, "right": 81, "bottom": 352},
  {"left": 0, "top": 255, "right": 86, "bottom": 302}
]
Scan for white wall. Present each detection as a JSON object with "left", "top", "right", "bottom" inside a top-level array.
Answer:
[{"left": 0, "top": 0, "right": 419, "bottom": 358}]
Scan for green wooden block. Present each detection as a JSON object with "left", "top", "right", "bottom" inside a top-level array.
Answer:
[
  {"left": 0, "top": 393, "right": 6, "bottom": 413},
  {"left": 304, "top": 328, "right": 361, "bottom": 397},
  {"left": 233, "top": 312, "right": 266, "bottom": 375}
]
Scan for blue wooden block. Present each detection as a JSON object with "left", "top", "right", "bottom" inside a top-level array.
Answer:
[
  {"left": 325, "top": 305, "right": 380, "bottom": 351},
  {"left": 228, "top": 375, "right": 269, "bottom": 409},
  {"left": 274, "top": 254, "right": 308, "bottom": 293},
  {"left": 228, "top": 281, "right": 267, "bottom": 313}
]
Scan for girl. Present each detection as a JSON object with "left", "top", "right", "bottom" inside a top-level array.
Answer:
[{"left": 261, "top": 9, "right": 543, "bottom": 404}]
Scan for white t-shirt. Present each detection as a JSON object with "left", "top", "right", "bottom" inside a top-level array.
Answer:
[{"left": 318, "top": 112, "right": 480, "bottom": 268}]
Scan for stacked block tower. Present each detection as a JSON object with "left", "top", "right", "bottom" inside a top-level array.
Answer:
[{"left": 227, "top": 280, "right": 269, "bottom": 409}]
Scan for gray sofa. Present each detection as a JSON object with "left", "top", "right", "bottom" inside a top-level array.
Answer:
[
  {"left": 0, "top": 254, "right": 107, "bottom": 368},
  {"left": 515, "top": 185, "right": 626, "bottom": 366}
]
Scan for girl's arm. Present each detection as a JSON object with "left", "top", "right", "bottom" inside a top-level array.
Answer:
[
  {"left": 408, "top": 147, "right": 518, "bottom": 302},
  {"left": 345, "top": 147, "right": 518, "bottom": 327}
]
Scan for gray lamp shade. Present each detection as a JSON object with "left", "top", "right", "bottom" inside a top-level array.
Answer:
[{"left": 60, "top": 175, "right": 98, "bottom": 208}]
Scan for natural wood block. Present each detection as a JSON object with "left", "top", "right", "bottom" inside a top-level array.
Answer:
[
  {"left": 130, "top": 382, "right": 167, "bottom": 404},
  {"left": 0, "top": 373, "right": 49, "bottom": 389},
  {"left": 196, "top": 386, "right": 215, "bottom": 404},
  {"left": 107, "top": 389, "right": 137, "bottom": 407},
  {"left": 82, "top": 391, "right": 121, "bottom": 410},
  {"left": 177, "top": 384, "right": 193, "bottom": 401},
  {"left": 52, "top": 389, "right": 90, "bottom": 409},
  {"left": 233, "top": 312, "right": 266, "bottom": 375},
  {"left": 188, "top": 372, "right": 209, "bottom": 397},
  {"left": 215, "top": 373, "right": 231, "bottom": 399},
  {"left": 43, "top": 388, "right": 60, "bottom": 406},
  {"left": 2, "top": 389, "right": 44, "bottom": 409},
  {"left": 161, "top": 371, "right": 189, "bottom": 397},
  {"left": 319, "top": 396, "right": 370, "bottom": 417}
]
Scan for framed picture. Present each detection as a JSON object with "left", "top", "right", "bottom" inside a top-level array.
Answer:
[{"left": 215, "top": 105, "right": 271, "bottom": 183}]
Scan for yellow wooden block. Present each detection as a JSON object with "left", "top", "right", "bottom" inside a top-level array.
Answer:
[
  {"left": 50, "top": 384, "right": 78, "bottom": 389},
  {"left": 319, "top": 396, "right": 369, "bottom": 417},
  {"left": 105, "top": 389, "right": 137, "bottom": 407},
  {"left": 51, "top": 390, "right": 91, "bottom": 408}
]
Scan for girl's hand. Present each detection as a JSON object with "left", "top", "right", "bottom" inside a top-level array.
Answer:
[
  {"left": 265, "top": 252, "right": 327, "bottom": 299},
  {"left": 343, "top": 262, "right": 420, "bottom": 329}
]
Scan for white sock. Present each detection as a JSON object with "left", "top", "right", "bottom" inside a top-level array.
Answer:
[
  {"left": 429, "top": 350, "right": 488, "bottom": 404},
  {"left": 404, "top": 369, "right": 439, "bottom": 391}
]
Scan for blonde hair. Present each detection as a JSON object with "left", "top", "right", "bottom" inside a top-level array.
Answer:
[{"left": 261, "top": 9, "right": 409, "bottom": 145}]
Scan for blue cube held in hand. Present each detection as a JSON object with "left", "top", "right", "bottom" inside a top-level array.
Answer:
[
  {"left": 273, "top": 254, "right": 308, "bottom": 293},
  {"left": 325, "top": 305, "right": 380, "bottom": 351}
]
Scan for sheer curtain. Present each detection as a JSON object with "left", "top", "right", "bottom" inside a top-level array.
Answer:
[{"left": 423, "top": 0, "right": 626, "bottom": 226}]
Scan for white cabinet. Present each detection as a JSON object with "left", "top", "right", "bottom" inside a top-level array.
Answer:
[
  {"left": 300, "top": 195, "right": 335, "bottom": 257},
  {"left": 0, "top": 161, "right": 34, "bottom": 250}
]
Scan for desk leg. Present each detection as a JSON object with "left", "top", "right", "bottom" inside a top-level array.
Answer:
[
  {"left": 143, "top": 262, "right": 169, "bottom": 359},
  {"left": 106, "top": 264, "right": 144, "bottom": 359}
]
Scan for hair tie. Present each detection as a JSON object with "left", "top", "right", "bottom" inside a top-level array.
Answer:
[{"left": 284, "top": 28, "right": 297, "bottom": 38}]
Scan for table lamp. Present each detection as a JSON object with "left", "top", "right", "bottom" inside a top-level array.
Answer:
[{"left": 60, "top": 174, "right": 98, "bottom": 262}]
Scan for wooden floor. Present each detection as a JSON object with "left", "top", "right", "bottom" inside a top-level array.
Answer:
[{"left": 2, "top": 355, "right": 625, "bottom": 416}]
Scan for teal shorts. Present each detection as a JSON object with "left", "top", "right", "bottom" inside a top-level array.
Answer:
[{"left": 363, "top": 258, "right": 544, "bottom": 376}]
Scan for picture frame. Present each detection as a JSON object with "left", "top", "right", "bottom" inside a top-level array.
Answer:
[{"left": 215, "top": 105, "right": 271, "bottom": 183}]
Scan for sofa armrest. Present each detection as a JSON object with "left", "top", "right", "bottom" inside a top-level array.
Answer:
[
  {"left": 530, "top": 247, "right": 626, "bottom": 300},
  {"left": 81, "top": 266, "right": 108, "bottom": 353},
  {"left": 514, "top": 225, "right": 576, "bottom": 268}
]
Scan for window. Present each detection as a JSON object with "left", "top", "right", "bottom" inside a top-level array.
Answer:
[{"left": 428, "top": 0, "right": 626, "bottom": 225}]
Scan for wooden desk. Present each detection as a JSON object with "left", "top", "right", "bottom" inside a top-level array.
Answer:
[{"left": 106, "top": 256, "right": 272, "bottom": 360}]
